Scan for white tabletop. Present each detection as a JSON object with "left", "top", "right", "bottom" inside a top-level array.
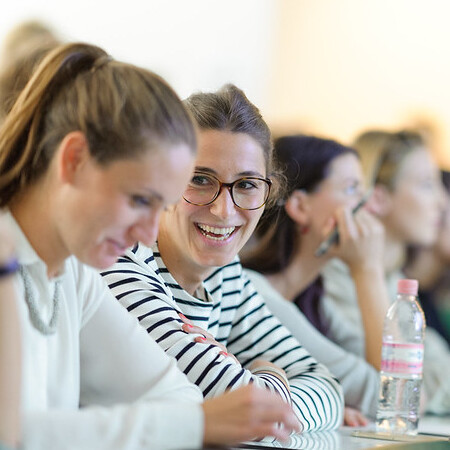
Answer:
[{"left": 234, "top": 416, "right": 450, "bottom": 449}]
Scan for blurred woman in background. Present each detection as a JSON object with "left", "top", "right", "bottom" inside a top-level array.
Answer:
[{"left": 242, "top": 135, "right": 387, "bottom": 424}]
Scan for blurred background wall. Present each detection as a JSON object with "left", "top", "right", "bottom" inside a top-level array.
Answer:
[{"left": 1, "top": 0, "right": 450, "bottom": 167}]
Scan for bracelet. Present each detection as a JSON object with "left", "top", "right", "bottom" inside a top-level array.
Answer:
[{"left": 0, "top": 257, "right": 19, "bottom": 278}]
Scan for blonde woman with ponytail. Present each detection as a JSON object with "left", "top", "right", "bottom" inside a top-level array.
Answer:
[{"left": 0, "top": 42, "right": 298, "bottom": 449}]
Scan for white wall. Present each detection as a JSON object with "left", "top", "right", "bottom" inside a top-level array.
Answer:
[
  {"left": 0, "top": 0, "right": 276, "bottom": 104},
  {"left": 269, "top": 0, "right": 450, "bottom": 167},
  {"left": 3, "top": 1, "right": 450, "bottom": 167}
]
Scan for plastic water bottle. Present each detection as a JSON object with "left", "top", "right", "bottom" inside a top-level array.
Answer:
[{"left": 376, "top": 279, "right": 426, "bottom": 435}]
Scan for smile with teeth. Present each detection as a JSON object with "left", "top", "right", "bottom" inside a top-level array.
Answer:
[{"left": 197, "top": 223, "right": 236, "bottom": 241}]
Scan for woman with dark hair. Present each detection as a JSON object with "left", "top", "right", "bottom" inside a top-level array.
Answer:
[
  {"left": 103, "top": 85, "right": 344, "bottom": 433},
  {"left": 0, "top": 43, "right": 299, "bottom": 449},
  {"left": 242, "top": 134, "right": 388, "bottom": 423}
]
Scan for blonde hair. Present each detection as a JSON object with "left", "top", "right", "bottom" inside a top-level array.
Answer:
[
  {"left": 353, "top": 130, "right": 426, "bottom": 190},
  {"left": 0, "top": 42, "right": 197, "bottom": 207}
]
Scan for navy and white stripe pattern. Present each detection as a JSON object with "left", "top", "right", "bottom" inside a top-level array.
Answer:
[{"left": 102, "top": 242, "right": 344, "bottom": 431}]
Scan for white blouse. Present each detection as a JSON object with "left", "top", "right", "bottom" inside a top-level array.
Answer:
[{"left": 7, "top": 213, "right": 203, "bottom": 450}]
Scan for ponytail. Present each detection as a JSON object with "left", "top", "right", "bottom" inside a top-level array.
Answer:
[{"left": 0, "top": 42, "right": 196, "bottom": 207}]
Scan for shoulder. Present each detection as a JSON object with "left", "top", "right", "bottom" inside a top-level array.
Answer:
[
  {"left": 101, "top": 242, "right": 163, "bottom": 283},
  {"left": 65, "top": 256, "right": 115, "bottom": 326},
  {"left": 243, "top": 268, "right": 272, "bottom": 292}
]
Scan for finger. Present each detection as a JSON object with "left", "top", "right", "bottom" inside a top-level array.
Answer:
[
  {"left": 180, "top": 321, "right": 215, "bottom": 341},
  {"left": 195, "top": 336, "right": 227, "bottom": 352},
  {"left": 341, "top": 206, "right": 358, "bottom": 239},
  {"left": 178, "top": 312, "right": 193, "bottom": 325},
  {"left": 343, "top": 407, "right": 368, "bottom": 427},
  {"left": 219, "top": 351, "right": 240, "bottom": 364},
  {"left": 181, "top": 323, "right": 207, "bottom": 336},
  {"left": 249, "top": 396, "right": 301, "bottom": 433}
]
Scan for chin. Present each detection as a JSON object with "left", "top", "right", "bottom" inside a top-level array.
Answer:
[
  {"left": 80, "top": 252, "right": 119, "bottom": 270},
  {"left": 197, "top": 252, "right": 235, "bottom": 270}
]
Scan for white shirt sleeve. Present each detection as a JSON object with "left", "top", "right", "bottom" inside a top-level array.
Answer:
[{"left": 22, "top": 274, "right": 204, "bottom": 450}]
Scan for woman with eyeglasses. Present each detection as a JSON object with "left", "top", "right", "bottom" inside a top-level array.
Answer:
[
  {"left": 1, "top": 44, "right": 301, "bottom": 449},
  {"left": 102, "top": 85, "right": 344, "bottom": 434},
  {"left": 320, "top": 130, "right": 450, "bottom": 415},
  {"left": 241, "top": 135, "right": 388, "bottom": 424}
]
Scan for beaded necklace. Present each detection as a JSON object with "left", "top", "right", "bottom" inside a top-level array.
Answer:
[{"left": 19, "top": 265, "right": 61, "bottom": 335}]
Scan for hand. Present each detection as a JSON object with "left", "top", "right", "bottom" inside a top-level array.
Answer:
[
  {"left": 179, "top": 313, "right": 240, "bottom": 364},
  {"left": 325, "top": 206, "right": 385, "bottom": 273},
  {"left": 202, "top": 384, "right": 302, "bottom": 445},
  {"left": 343, "top": 406, "right": 368, "bottom": 427}
]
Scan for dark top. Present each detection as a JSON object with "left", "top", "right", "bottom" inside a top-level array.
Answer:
[{"left": 292, "top": 276, "right": 328, "bottom": 336}]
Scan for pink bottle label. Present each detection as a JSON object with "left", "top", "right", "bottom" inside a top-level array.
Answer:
[{"left": 381, "top": 342, "right": 424, "bottom": 375}]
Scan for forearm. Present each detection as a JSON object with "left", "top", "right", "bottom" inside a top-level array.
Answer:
[
  {"left": 288, "top": 369, "right": 344, "bottom": 431},
  {"left": 351, "top": 265, "right": 390, "bottom": 370},
  {"left": 22, "top": 401, "right": 203, "bottom": 450},
  {"left": 0, "top": 276, "right": 21, "bottom": 448}
]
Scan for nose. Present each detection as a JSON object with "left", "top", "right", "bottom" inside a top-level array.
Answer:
[
  {"left": 129, "top": 210, "right": 161, "bottom": 247},
  {"left": 209, "top": 187, "right": 236, "bottom": 219}
]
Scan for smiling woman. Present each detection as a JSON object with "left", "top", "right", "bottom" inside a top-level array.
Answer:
[{"left": 102, "top": 84, "right": 345, "bottom": 433}]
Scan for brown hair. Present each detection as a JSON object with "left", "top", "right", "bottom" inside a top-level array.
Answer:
[
  {"left": 0, "top": 41, "right": 60, "bottom": 121},
  {"left": 183, "top": 84, "right": 283, "bottom": 207},
  {"left": 353, "top": 130, "right": 426, "bottom": 190},
  {"left": 0, "top": 42, "right": 197, "bottom": 207}
]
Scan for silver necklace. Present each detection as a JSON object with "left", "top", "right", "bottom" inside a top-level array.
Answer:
[{"left": 19, "top": 265, "right": 61, "bottom": 335}]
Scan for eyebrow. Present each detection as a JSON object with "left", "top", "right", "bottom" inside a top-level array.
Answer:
[{"left": 195, "top": 166, "right": 266, "bottom": 178}]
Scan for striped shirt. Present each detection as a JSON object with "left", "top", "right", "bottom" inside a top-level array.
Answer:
[{"left": 102, "top": 242, "right": 344, "bottom": 431}]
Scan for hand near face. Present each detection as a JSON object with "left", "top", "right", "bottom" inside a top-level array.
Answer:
[
  {"left": 324, "top": 206, "right": 385, "bottom": 274},
  {"left": 202, "top": 384, "right": 302, "bottom": 445}
]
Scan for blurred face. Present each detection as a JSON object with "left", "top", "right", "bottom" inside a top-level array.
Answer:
[
  {"left": 61, "top": 143, "right": 195, "bottom": 269},
  {"left": 305, "top": 153, "right": 365, "bottom": 236},
  {"left": 382, "top": 149, "right": 445, "bottom": 247},
  {"left": 158, "top": 130, "right": 267, "bottom": 280}
]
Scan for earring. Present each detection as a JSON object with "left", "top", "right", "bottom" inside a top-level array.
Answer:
[{"left": 300, "top": 225, "right": 310, "bottom": 235}]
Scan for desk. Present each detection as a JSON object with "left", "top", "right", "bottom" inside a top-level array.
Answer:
[{"left": 232, "top": 416, "right": 450, "bottom": 450}]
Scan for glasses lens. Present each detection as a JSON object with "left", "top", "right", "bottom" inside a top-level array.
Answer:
[
  {"left": 232, "top": 178, "right": 270, "bottom": 209},
  {"left": 184, "top": 173, "right": 219, "bottom": 205}
]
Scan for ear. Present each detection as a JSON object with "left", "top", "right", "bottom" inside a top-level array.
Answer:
[
  {"left": 284, "top": 189, "right": 310, "bottom": 226},
  {"left": 57, "top": 131, "right": 90, "bottom": 184},
  {"left": 366, "top": 184, "right": 392, "bottom": 217}
]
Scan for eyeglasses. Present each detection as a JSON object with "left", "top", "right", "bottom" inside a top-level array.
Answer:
[{"left": 183, "top": 172, "right": 272, "bottom": 210}]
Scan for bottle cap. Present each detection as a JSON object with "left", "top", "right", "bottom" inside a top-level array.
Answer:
[{"left": 397, "top": 279, "right": 418, "bottom": 296}]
